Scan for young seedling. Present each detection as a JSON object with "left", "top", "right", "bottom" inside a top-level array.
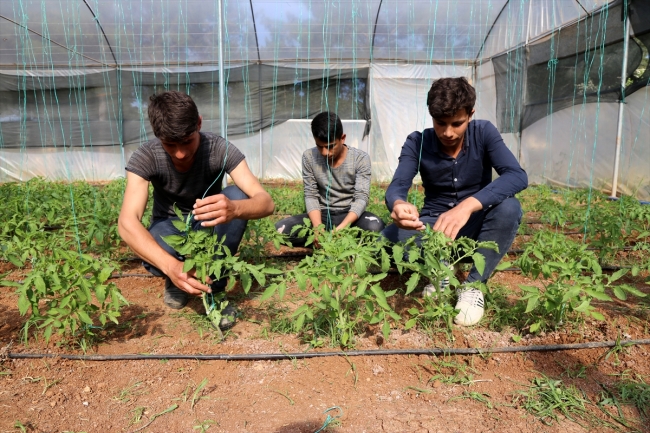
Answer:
[
  {"left": 7, "top": 250, "right": 128, "bottom": 344},
  {"left": 516, "top": 230, "right": 646, "bottom": 333},
  {"left": 163, "top": 204, "right": 281, "bottom": 337},
  {"left": 395, "top": 229, "right": 497, "bottom": 333},
  {"left": 261, "top": 224, "right": 398, "bottom": 348}
]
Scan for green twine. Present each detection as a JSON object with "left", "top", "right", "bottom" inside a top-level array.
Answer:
[{"left": 313, "top": 406, "right": 343, "bottom": 433}]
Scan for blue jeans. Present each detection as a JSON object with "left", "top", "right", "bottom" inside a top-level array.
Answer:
[
  {"left": 143, "top": 185, "right": 249, "bottom": 292},
  {"left": 381, "top": 197, "right": 522, "bottom": 283}
]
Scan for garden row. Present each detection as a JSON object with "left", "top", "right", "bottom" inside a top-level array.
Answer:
[{"left": 0, "top": 178, "right": 648, "bottom": 348}]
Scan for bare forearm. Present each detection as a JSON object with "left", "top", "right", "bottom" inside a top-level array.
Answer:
[
  {"left": 118, "top": 218, "right": 176, "bottom": 275},
  {"left": 231, "top": 191, "right": 275, "bottom": 220},
  {"left": 336, "top": 212, "right": 359, "bottom": 230},
  {"left": 308, "top": 209, "right": 322, "bottom": 228}
]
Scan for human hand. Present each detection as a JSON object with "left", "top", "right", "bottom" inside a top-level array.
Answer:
[
  {"left": 432, "top": 198, "right": 481, "bottom": 239},
  {"left": 390, "top": 201, "right": 424, "bottom": 230},
  {"left": 192, "top": 193, "right": 238, "bottom": 227},
  {"left": 165, "top": 259, "right": 213, "bottom": 296}
]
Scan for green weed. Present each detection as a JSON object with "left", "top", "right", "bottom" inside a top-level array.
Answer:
[{"left": 513, "top": 374, "right": 596, "bottom": 427}]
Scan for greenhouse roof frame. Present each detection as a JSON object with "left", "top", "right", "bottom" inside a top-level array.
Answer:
[{"left": 0, "top": 0, "right": 614, "bottom": 70}]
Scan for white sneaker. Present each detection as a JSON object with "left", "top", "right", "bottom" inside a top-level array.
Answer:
[{"left": 453, "top": 288, "right": 485, "bottom": 326}]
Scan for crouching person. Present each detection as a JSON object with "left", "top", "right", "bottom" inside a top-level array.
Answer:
[
  {"left": 118, "top": 90, "right": 274, "bottom": 330},
  {"left": 275, "top": 111, "right": 385, "bottom": 246},
  {"left": 382, "top": 77, "right": 527, "bottom": 326}
]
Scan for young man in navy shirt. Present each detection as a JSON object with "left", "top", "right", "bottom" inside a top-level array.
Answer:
[{"left": 383, "top": 77, "right": 528, "bottom": 326}]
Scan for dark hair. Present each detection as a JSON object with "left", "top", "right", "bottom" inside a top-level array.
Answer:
[
  {"left": 311, "top": 111, "right": 344, "bottom": 142},
  {"left": 426, "top": 77, "right": 476, "bottom": 118},
  {"left": 147, "top": 90, "right": 200, "bottom": 141}
]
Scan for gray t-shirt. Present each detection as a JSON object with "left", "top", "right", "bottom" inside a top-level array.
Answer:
[
  {"left": 126, "top": 132, "right": 245, "bottom": 220},
  {"left": 302, "top": 146, "right": 371, "bottom": 216}
]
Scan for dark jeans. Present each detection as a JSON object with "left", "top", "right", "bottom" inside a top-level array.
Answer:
[
  {"left": 143, "top": 185, "right": 249, "bottom": 292},
  {"left": 381, "top": 197, "right": 522, "bottom": 283},
  {"left": 275, "top": 210, "right": 386, "bottom": 247}
]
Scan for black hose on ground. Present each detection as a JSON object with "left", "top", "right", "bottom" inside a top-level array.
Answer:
[{"left": 6, "top": 339, "right": 650, "bottom": 362}]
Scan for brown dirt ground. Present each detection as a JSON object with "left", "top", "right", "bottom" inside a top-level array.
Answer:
[{"left": 1, "top": 254, "right": 649, "bottom": 433}]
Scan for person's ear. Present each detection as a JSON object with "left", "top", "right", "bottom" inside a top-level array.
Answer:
[
  {"left": 469, "top": 109, "right": 475, "bottom": 119},
  {"left": 340, "top": 133, "right": 346, "bottom": 144},
  {"left": 197, "top": 115, "right": 203, "bottom": 132}
]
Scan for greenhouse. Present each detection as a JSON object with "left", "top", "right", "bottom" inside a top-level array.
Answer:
[
  {"left": 1, "top": 1, "right": 650, "bottom": 432},
  {"left": 1, "top": 0, "right": 648, "bottom": 198}
]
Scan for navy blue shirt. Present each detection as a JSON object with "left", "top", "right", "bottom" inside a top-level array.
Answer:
[{"left": 385, "top": 120, "right": 528, "bottom": 216}]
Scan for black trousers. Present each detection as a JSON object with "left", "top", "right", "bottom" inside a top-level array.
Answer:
[{"left": 275, "top": 210, "right": 386, "bottom": 247}]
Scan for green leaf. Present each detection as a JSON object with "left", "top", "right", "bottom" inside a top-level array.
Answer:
[
  {"left": 404, "top": 318, "right": 417, "bottom": 330},
  {"left": 77, "top": 310, "right": 93, "bottom": 325},
  {"left": 612, "top": 286, "right": 627, "bottom": 300},
  {"left": 0, "top": 279, "right": 22, "bottom": 288},
  {"left": 573, "top": 300, "right": 591, "bottom": 313},
  {"left": 8, "top": 254, "right": 24, "bottom": 268},
  {"left": 381, "top": 249, "right": 390, "bottom": 273},
  {"left": 382, "top": 320, "right": 391, "bottom": 339},
  {"left": 405, "top": 273, "right": 420, "bottom": 296},
  {"left": 355, "top": 280, "right": 368, "bottom": 297},
  {"left": 95, "top": 286, "right": 107, "bottom": 304},
  {"left": 495, "top": 261, "right": 513, "bottom": 271},
  {"left": 241, "top": 272, "right": 252, "bottom": 294},
  {"left": 98, "top": 266, "right": 113, "bottom": 283},
  {"left": 295, "top": 270, "right": 307, "bottom": 291},
  {"left": 472, "top": 253, "right": 486, "bottom": 276},
  {"left": 259, "top": 284, "right": 278, "bottom": 301},
  {"left": 620, "top": 284, "right": 647, "bottom": 298},
  {"left": 277, "top": 282, "right": 287, "bottom": 299},
  {"left": 529, "top": 322, "right": 541, "bottom": 333},
  {"left": 609, "top": 268, "right": 628, "bottom": 283},
  {"left": 34, "top": 275, "right": 46, "bottom": 294},
  {"left": 590, "top": 311, "right": 605, "bottom": 320},
  {"left": 18, "top": 292, "right": 31, "bottom": 315},
  {"left": 370, "top": 285, "right": 391, "bottom": 311},
  {"left": 162, "top": 234, "right": 185, "bottom": 247},
  {"left": 355, "top": 257, "right": 367, "bottom": 277},
  {"left": 524, "top": 295, "right": 539, "bottom": 314},
  {"left": 582, "top": 289, "right": 612, "bottom": 301}
]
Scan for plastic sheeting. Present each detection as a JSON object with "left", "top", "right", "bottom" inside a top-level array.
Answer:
[
  {"left": 521, "top": 87, "right": 650, "bottom": 201},
  {"left": 1, "top": 0, "right": 614, "bottom": 68},
  {"left": 368, "top": 63, "right": 473, "bottom": 180}
]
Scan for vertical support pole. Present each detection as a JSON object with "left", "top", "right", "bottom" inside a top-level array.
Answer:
[
  {"left": 518, "top": 0, "right": 533, "bottom": 163},
  {"left": 259, "top": 63, "right": 264, "bottom": 179},
  {"left": 217, "top": 0, "right": 227, "bottom": 186},
  {"left": 117, "top": 68, "right": 125, "bottom": 175},
  {"left": 610, "top": 4, "right": 630, "bottom": 199}
]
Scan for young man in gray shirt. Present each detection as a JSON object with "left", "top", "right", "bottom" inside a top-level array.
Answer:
[
  {"left": 118, "top": 91, "right": 274, "bottom": 329},
  {"left": 275, "top": 112, "right": 384, "bottom": 246}
]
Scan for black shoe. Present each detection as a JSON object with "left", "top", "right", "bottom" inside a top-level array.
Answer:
[{"left": 163, "top": 278, "right": 189, "bottom": 309}]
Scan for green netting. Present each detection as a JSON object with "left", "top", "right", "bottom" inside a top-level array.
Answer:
[{"left": 0, "top": 0, "right": 648, "bottom": 199}]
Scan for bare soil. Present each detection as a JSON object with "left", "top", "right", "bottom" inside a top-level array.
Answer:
[{"left": 1, "top": 257, "right": 649, "bottom": 433}]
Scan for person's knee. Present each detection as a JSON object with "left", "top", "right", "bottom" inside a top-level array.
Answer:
[
  {"left": 221, "top": 185, "right": 249, "bottom": 201},
  {"left": 491, "top": 197, "right": 522, "bottom": 223},
  {"left": 364, "top": 216, "right": 386, "bottom": 233},
  {"left": 275, "top": 218, "right": 289, "bottom": 234},
  {"left": 380, "top": 224, "right": 399, "bottom": 243}
]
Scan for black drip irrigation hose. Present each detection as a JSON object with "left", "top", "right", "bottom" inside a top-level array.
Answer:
[{"left": 6, "top": 339, "right": 650, "bottom": 362}]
